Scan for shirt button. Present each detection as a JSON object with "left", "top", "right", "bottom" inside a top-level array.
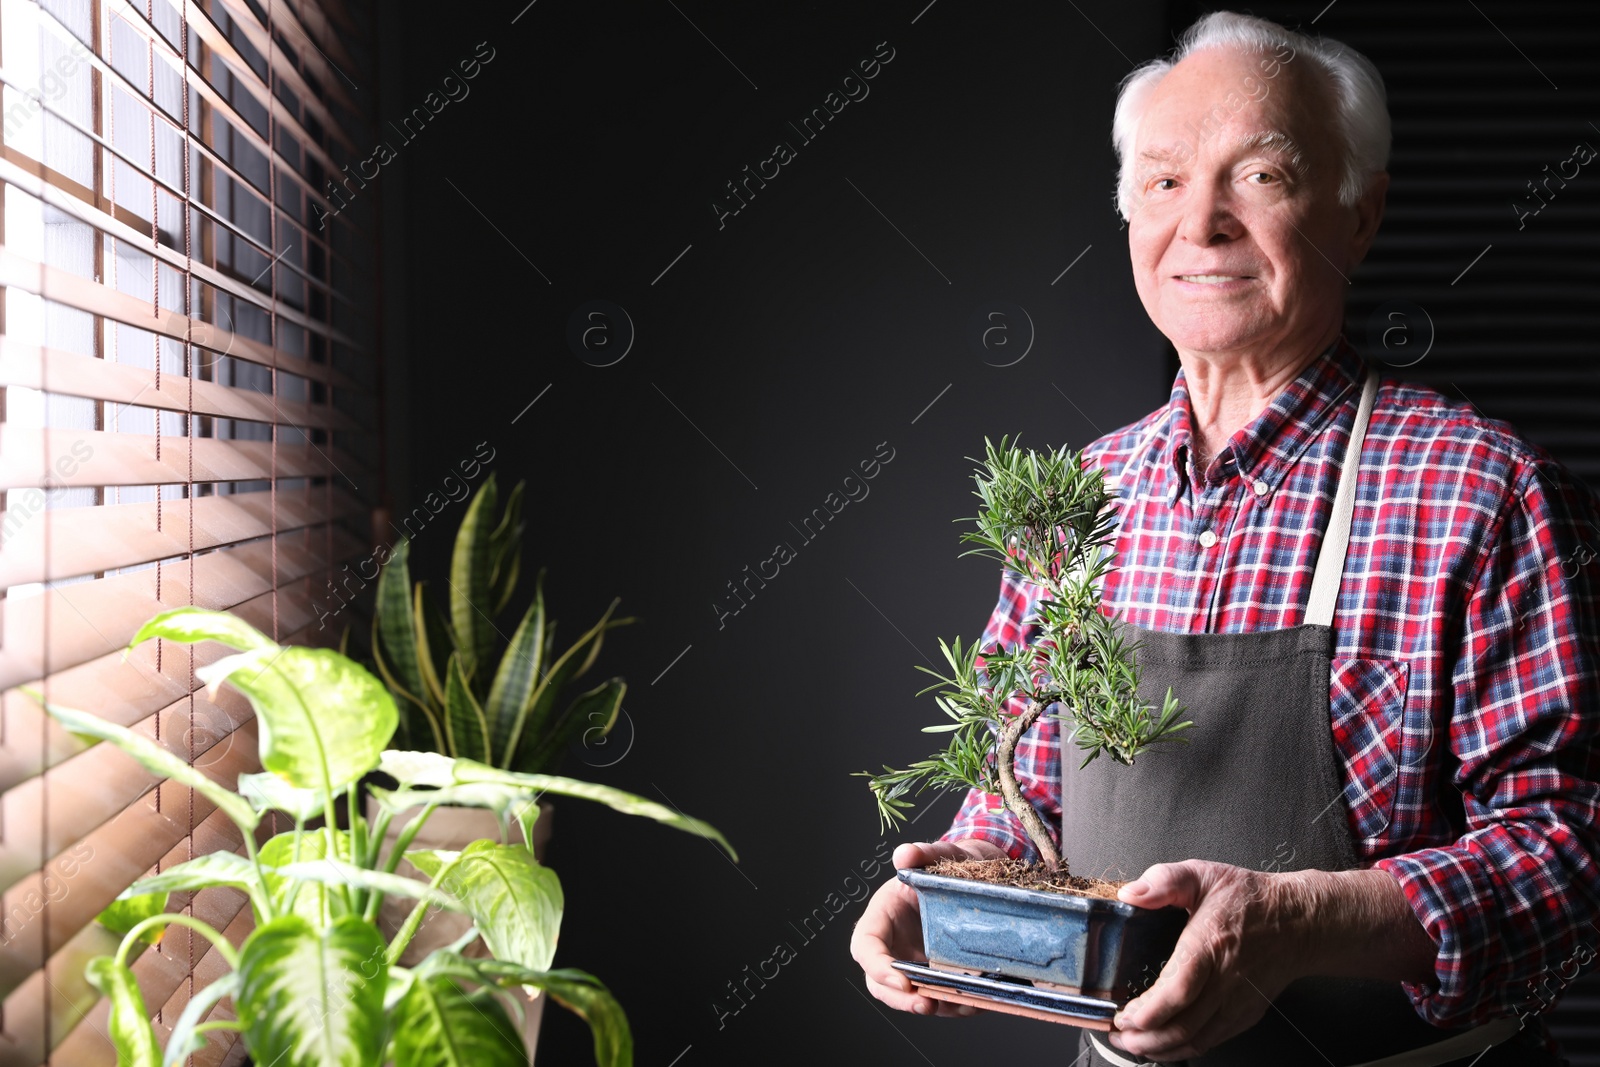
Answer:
[
  {"left": 1198, "top": 529, "right": 1218, "bottom": 548},
  {"left": 1253, "top": 479, "right": 1269, "bottom": 497}
]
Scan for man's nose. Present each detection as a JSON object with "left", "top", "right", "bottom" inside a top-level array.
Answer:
[{"left": 1178, "top": 178, "right": 1244, "bottom": 245}]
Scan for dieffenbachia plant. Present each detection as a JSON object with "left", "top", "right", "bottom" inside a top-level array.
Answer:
[
  {"left": 30, "top": 607, "right": 735, "bottom": 1067},
  {"left": 858, "top": 436, "right": 1192, "bottom": 871},
  {"left": 371, "top": 473, "right": 635, "bottom": 774}
]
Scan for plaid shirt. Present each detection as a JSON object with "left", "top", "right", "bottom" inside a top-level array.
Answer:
[{"left": 940, "top": 335, "right": 1600, "bottom": 1029}]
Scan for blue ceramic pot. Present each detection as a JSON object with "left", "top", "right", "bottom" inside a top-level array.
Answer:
[{"left": 899, "top": 867, "right": 1188, "bottom": 1003}]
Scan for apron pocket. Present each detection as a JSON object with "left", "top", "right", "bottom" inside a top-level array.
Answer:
[{"left": 1328, "top": 656, "right": 1413, "bottom": 845}]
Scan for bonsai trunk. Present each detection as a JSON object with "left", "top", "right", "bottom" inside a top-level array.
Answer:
[{"left": 996, "top": 697, "right": 1064, "bottom": 872}]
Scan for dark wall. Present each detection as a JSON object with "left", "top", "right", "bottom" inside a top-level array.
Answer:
[{"left": 383, "top": 1, "right": 1169, "bottom": 1062}]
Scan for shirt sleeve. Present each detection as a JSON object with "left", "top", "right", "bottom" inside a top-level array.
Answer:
[
  {"left": 938, "top": 561, "right": 1064, "bottom": 862},
  {"left": 1373, "top": 458, "right": 1600, "bottom": 1026}
]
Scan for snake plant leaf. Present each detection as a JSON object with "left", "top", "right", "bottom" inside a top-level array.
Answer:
[
  {"left": 488, "top": 479, "right": 526, "bottom": 616},
  {"left": 237, "top": 914, "right": 387, "bottom": 1067},
  {"left": 95, "top": 890, "right": 170, "bottom": 946},
  {"left": 517, "top": 676, "right": 625, "bottom": 778},
  {"left": 405, "top": 841, "right": 562, "bottom": 971},
  {"left": 483, "top": 581, "right": 546, "bottom": 765},
  {"left": 492, "top": 547, "right": 523, "bottom": 619},
  {"left": 375, "top": 539, "right": 426, "bottom": 699},
  {"left": 444, "top": 652, "right": 492, "bottom": 765},
  {"left": 388, "top": 974, "right": 527, "bottom": 1067},
  {"left": 414, "top": 583, "right": 452, "bottom": 708},
  {"left": 162, "top": 971, "right": 241, "bottom": 1067},
  {"left": 259, "top": 829, "right": 353, "bottom": 927},
  {"left": 198, "top": 646, "right": 397, "bottom": 792},
  {"left": 239, "top": 770, "right": 348, "bottom": 821},
  {"left": 128, "top": 605, "right": 277, "bottom": 653},
  {"left": 505, "top": 599, "right": 633, "bottom": 770},
  {"left": 28, "top": 693, "right": 260, "bottom": 833},
  {"left": 451, "top": 761, "right": 738, "bottom": 861},
  {"left": 373, "top": 628, "right": 443, "bottom": 753},
  {"left": 450, "top": 474, "right": 499, "bottom": 681},
  {"left": 84, "top": 957, "right": 162, "bottom": 1067},
  {"left": 465, "top": 960, "right": 633, "bottom": 1067}
]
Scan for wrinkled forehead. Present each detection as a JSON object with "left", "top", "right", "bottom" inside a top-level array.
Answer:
[{"left": 1134, "top": 44, "right": 1332, "bottom": 157}]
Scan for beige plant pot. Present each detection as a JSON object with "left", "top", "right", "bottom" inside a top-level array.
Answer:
[{"left": 368, "top": 794, "right": 555, "bottom": 1062}]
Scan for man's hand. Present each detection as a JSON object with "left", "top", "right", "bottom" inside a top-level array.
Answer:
[
  {"left": 1105, "top": 860, "right": 1437, "bottom": 1061},
  {"left": 849, "top": 838, "right": 1009, "bottom": 1017}
]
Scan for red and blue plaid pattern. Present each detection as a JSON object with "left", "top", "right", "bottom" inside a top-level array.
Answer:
[{"left": 940, "top": 335, "right": 1600, "bottom": 1028}]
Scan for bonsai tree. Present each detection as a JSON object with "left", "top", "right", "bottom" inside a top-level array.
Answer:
[
  {"left": 860, "top": 437, "right": 1192, "bottom": 872},
  {"left": 29, "top": 606, "right": 734, "bottom": 1067},
  {"left": 372, "top": 472, "right": 632, "bottom": 774}
]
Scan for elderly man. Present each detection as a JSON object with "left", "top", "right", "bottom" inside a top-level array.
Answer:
[{"left": 850, "top": 11, "right": 1600, "bottom": 1067}]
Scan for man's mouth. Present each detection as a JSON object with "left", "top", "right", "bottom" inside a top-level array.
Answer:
[{"left": 1176, "top": 274, "right": 1250, "bottom": 284}]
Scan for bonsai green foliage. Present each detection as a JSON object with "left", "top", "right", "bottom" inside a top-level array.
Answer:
[
  {"left": 30, "top": 606, "right": 736, "bottom": 1067},
  {"left": 859, "top": 437, "right": 1192, "bottom": 871},
  {"left": 372, "top": 472, "right": 634, "bottom": 774}
]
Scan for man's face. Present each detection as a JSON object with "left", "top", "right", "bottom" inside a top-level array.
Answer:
[{"left": 1126, "top": 47, "right": 1381, "bottom": 360}]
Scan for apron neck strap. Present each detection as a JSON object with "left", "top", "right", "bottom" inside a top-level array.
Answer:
[{"left": 1304, "top": 368, "right": 1380, "bottom": 628}]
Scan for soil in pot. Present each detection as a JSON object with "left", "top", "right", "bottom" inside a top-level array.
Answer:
[{"left": 925, "top": 857, "right": 1125, "bottom": 900}]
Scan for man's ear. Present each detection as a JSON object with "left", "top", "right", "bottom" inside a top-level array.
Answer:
[{"left": 1347, "top": 171, "right": 1389, "bottom": 270}]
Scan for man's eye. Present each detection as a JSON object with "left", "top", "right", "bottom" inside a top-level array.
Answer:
[
  {"left": 1246, "top": 171, "right": 1278, "bottom": 184},
  {"left": 1151, "top": 177, "right": 1178, "bottom": 191}
]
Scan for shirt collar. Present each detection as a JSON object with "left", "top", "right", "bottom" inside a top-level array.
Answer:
[{"left": 1165, "top": 334, "right": 1369, "bottom": 497}]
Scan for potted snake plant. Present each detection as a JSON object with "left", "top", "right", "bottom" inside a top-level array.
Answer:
[
  {"left": 32, "top": 606, "right": 733, "bottom": 1067},
  {"left": 858, "top": 437, "right": 1192, "bottom": 1028},
  {"left": 367, "top": 473, "right": 636, "bottom": 1053}
]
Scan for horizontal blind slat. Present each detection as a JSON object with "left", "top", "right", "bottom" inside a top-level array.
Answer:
[
  {"left": 0, "top": 425, "right": 364, "bottom": 490},
  {"left": 0, "top": 479, "right": 364, "bottom": 588},
  {"left": 0, "top": 687, "right": 254, "bottom": 893},
  {"left": 0, "top": 588, "right": 335, "bottom": 793},
  {"left": 0, "top": 723, "right": 262, "bottom": 999},
  {"left": 0, "top": 236, "right": 366, "bottom": 381},
  {"left": 0, "top": 526, "right": 366, "bottom": 688},
  {"left": 0, "top": 341, "right": 367, "bottom": 439}
]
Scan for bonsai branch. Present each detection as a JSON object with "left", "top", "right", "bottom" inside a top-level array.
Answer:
[{"left": 996, "top": 697, "right": 1063, "bottom": 872}]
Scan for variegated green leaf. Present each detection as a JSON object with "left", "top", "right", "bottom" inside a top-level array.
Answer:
[
  {"left": 96, "top": 891, "right": 170, "bottom": 946},
  {"left": 30, "top": 695, "right": 259, "bottom": 833},
  {"left": 388, "top": 974, "right": 526, "bottom": 1067},
  {"left": 162, "top": 971, "right": 241, "bottom": 1067},
  {"left": 450, "top": 958, "right": 633, "bottom": 1067},
  {"left": 378, "top": 749, "right": 457, "bottom": 788},
  {"left": 239, "top": 770, "right": 347, "bottom": 821},
  {"left": 453, "top": 760, "right": 737, "bottom": 861},
  {"left": 405, "top": 841, "right": 561, "bottom": 971},
  {"left": 118, "top": 852, "right": 256, "bottom": 900},
  {"left": 259, "top": 829, "right": 353, "bottom": 926},
  {"left": 129, "top": 606, "right": 276, "bottom": 653},
  {"left": 85, "top": 957, "right": 162, "bottom": 1067},
  {"left": 236, "top": 914, "right": 386, "bottom": 1067},
  {"left": 268, "top": 858, "right": 464, "bottom": 912},
  {"left": 198, "top": 646, "right": 397, "bottom": 792}
]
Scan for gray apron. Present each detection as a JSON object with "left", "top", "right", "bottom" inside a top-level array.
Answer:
[{"left": 1062, "top": 370, "right": 1527, "bottom": 1067}]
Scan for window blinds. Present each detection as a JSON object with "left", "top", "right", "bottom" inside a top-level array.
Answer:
[{"left": 0, "top": 0, "right": 379, "bottom": 1062}]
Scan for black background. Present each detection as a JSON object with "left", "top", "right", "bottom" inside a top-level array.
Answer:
[{"left": 375, "top": 2, "right": 1600, "bottom": 1063}]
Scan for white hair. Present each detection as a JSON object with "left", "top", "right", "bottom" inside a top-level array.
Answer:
[{"left": 1111, "top": 11, "right": 1390, "bottom": 219}]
